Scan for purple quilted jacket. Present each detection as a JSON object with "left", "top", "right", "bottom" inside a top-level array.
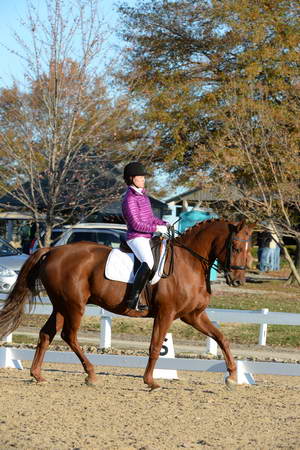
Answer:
[{"left": 122, "top": 186, "right": 167, "bottom": 240}]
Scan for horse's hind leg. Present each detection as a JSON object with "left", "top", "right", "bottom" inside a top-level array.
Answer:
[
  {"left": 60, "top": 310, "right": 97, "bottom": 386},
  {"left": 181, "top": 311, "right": 237, "bottom": 387},
  {"left": 30, "top": 310, "right": 64, "bottom": 382}
]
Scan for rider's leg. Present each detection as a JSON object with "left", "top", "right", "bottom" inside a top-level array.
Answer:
[{"left": 126, "top": 237, "right": 154, "bottom": 310}]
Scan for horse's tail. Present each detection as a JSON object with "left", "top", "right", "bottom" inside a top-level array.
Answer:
[{"left": 0, "top": 247, "right": 50, "bottom": 338}]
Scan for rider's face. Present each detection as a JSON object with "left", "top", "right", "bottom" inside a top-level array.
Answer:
[{"left": 132, "top": 176, "right": 145, "bottom": 189}]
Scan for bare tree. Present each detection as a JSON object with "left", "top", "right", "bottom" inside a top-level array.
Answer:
[
  {"left": 0, "top": 0, "right": 138, "bottom": 246},
  {"left": 199, "top": 82, "right": 300, "bottom": 284}
]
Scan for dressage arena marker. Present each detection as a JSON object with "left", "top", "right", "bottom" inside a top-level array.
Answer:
[
  {"left": 0, "top": 346, "right": 23, "bottom": 370},
  {"left": 153, "top": 333, "right": 178, "bottom": 379},
  {"left": 236, "top": 361, "right": 255, "bottom": 385}
]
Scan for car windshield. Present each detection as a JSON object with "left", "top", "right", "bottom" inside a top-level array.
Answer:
[
  {"left": 0, "top": 238, "right": 20, "bottom": 257},
  {"left": 50, "top": 230, "right": 64, "bottom": 246},
  {"left": 67, "top": 230, "right": 125, "bottom": 248}
]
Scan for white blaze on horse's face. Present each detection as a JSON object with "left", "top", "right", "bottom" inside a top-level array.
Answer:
[{"left": 229, "top": 227, "right": 253, "bottom": 287}]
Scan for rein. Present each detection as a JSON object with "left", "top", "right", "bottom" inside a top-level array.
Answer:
[
  {"left": 161, "top": 227, "right": 214, "bottom": 279},
  {"left": 161, "top": 225, "right": 250, "bottom": 281}
]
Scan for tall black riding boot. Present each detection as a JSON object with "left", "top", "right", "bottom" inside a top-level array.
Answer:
[{"left": 127, "top": 262, "right": 151, "bottom": 311}]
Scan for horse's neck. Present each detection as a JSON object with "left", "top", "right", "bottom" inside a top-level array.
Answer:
[
  {"left": 182, "top": 223, "right": 227, "bottom": 260},
  {"left": 183, "top": 232, "right": 213, "bottom": 260}
]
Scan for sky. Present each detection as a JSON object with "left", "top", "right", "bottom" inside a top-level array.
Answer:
[
  {"left": 0, "top": 2, "right": 24, "bottom": 82},
  {"left": 0, "top": 0, "right": 129, "bottom": 86}
]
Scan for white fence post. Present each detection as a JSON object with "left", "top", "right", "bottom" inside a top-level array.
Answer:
[
  {"left": 100, "top": 316, "right": 112, "bottom": 349},
  {"left": 1, "top": 333, "right": 12, "bottom": 343},
  {"left": 258, "top": 308, "right": 269, "bottom": 346},
  {"left": 206, "top": 321, "right": 219, "bottom": 356}
]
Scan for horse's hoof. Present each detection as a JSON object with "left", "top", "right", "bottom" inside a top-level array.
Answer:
[
  {"left": 31, "top": 375, "right": 48, "bottom": 383},
  {"left": 225, "top": 376, "right": 237, "bottom": 391},
  {"left": 148, "top": 383, "right": 161, "bottom": 392},
  {"left": 85, "top": 377, "right": 97, "bottom": 387}
]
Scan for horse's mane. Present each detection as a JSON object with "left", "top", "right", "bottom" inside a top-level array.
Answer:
[{"left": 174, "top": 218, "right": 231, "bottom": 244}]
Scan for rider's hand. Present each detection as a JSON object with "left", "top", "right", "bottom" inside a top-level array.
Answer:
[{"left": 156, "top": 225, "right": 168, "bottom": 235}]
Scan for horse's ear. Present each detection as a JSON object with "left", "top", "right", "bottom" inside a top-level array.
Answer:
[
  {"left": 236, "top": 220, "right": 246, "bottom": 232},
  {"left": 249, "top": 222, "right": 257, "bottom": 231},
  {"left": 236, "top": 220, "right": 257, "bottom": 233}
]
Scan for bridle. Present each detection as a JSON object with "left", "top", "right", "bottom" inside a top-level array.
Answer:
[
  {"left": 222, "top": 231, "right": 250, "bottom": 285},
  {"left": 161, "top": 226, "right": 250, "bottom": 287},
  {"left": 223, "top": 232, "right": 250, "bottom": 272}
]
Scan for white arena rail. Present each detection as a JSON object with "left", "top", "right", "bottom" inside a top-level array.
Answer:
[{"left": 1, "top": 294, "right": 300, "bottom": 384}]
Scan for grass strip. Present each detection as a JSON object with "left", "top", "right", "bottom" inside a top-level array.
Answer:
[{"left": 16, "top": 285, "right": 300, "bottom": 347}]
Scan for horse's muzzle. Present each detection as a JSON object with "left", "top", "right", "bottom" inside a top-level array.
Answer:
[{"left": 225, "top": 273, "right": 245, "bottom": 287}]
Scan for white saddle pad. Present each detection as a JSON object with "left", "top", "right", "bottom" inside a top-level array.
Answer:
[{"left": 105, "top": 241, "right": 167, "bottom": 285}]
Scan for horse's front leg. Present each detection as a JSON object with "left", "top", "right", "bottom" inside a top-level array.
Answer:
[
  {"left": 181, "top": 310, "right": 237, "bottom": 389},
  {"left": 144, "top": 311, "right": 175, "bottom": 391}
]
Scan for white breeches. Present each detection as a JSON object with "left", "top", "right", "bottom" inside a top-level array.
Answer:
[{"left": 127, "top": 237, "right": 154, "bottom": 270}]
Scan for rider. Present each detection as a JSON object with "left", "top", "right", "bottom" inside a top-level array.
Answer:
[{"left": 122, "top": 161, "right": 169, "bottom": 311}]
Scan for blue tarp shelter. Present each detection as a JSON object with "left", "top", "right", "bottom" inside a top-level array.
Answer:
[{"left": 179, "top": 209, "right": 218, "bottom": 281}]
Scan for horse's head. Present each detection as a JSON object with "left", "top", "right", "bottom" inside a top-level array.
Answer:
[{"left": 216, "top": 221, "right": 256, "bottom": 287}]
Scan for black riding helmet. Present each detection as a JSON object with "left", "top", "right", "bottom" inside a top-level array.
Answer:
[{"left": 123, "top": 162, "right": 149, "bottom": 179}]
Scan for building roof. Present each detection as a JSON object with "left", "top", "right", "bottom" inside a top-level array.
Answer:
[
  {"left": 0, "top": 211, "right": 46, "bottom": 220},
  {"left": 165, "top": 186, "right": 242, "bottom": 204}
]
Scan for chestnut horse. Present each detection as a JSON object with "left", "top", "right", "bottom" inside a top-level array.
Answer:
[{"left": 0, "top": 219, "right": 254, "bottom": 390}]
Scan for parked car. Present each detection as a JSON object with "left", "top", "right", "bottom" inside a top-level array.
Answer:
[
  {"left": 54, "top": 223, "right": 127, "bottom": 248},
  {"left": 0, "top": 237, "right": 28, "bottom": 294},
  {"left": 29, "top": 223, "right": 127, "bottom": 256}
]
